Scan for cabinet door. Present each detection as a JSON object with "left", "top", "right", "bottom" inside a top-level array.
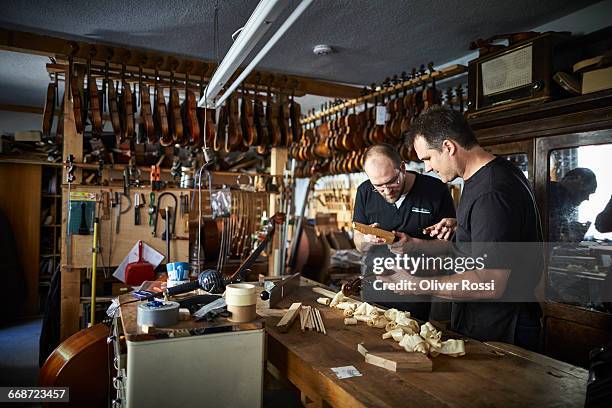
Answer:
[
  {"left": 536, "top": 130, "right": 612, "bottom": 366},
  {"left": 0, "top": 163, "right": 42, "bottom": 317}
]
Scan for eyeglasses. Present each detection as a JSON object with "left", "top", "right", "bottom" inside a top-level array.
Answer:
[{"left": 371, "top": 170, "right": 402, "bottom": 193}]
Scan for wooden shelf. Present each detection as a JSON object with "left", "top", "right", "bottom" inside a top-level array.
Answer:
[
  {"left": 42, "top": 194, "right": 61, "bottom": 198},
  {"left": 80, "top": 296, "right": 114, "bottom": 304}
]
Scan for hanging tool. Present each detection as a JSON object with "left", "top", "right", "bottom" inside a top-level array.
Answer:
[
  {"left": 149, "top": 192, "right": 157, "bottom": 234},
  {"left": 89, "top": 198, "right": 101, "bottom": 327},
  {"left": 64, "top": 155, "right": 75, "bottom": 262},
  {"left": 134, "top": 193, "right": 145, "bottom": 225},
  {"left": 179, "top": 193, "right": 190, "bottom": 217},
  {"left": 123, "top": 166, "right": 130, "bottom": 196},
  {"left": 150, "top": 154, "right": 165, "bottom": 191},
  {"left": 163, "top": 207, "right": 171, "bottom": 263},
  {"left": 153, "top": 192, "right": 178, "bottom": 238},
  {"left": 78, "top": 202, "right": 90, "bottom": 235},
  {"left": 114, "top": 192, "right": 132, "bottom": 234},
  {"left": 101, "top": 191, "right": 111, "bottom": 220}
]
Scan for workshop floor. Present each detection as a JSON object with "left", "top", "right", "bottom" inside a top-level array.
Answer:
[{"left": 0, "top": 317, "right": 41, "bottom": 387}]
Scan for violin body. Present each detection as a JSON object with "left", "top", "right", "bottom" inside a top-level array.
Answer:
[
  {"left": 227, "top": 95, "right": 243, "bottom": 151},
  {"left": 38, "top": 323, "right": 113, "bottom": 408},
  {"left": 267, "top": 96, "right": 282, "bottom": 147},
  {"left": 215, "top": 101, "right": 228, "bottom": 152},
  {"left": 290, "top": 99, "right": 302, "bottom": 143},
  {"left": 123, "top": 83, "right": 135, "bottom": 140},
  {"left": 42, "top": 83, "right": 56, "bottom": 138},
  {"left": 107, "top": 80, "right": 123, "bottom": 145},
  {"left": 71, "top": 76, "right": 84, "bottom": 134},
  {"left": 241, "top": 93, "right": 257, "bottom": 146},
  {"left": 182, "top": 90, "right": 200, "bottom": 147},
  {"left": 169, "top": 89, "right": 184, "bottom": 145},
  {"left": 253, "top": 96, "right": 268, "bottom": 146},
  {"left": 155, "top": 87, "right": 172, "bottom": 147},
  {"left": 89, "top": 78, "right": 103, "bottom": 134},
  {"left": 55, "top": 91, "right": 65, "bottom": 144},
  {"left": 140, "top": 84, "right": 156, "bottom": 143},
  {"left": 198, "top": 107, "right": 216, "bottom": 148},
  {"left": 279, "top": 99, "right": 291, "bottom": 146}
]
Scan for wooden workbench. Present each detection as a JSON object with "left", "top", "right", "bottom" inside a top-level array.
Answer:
[{"left": 258, "top": 278, "right": 587, "bottom": 408}]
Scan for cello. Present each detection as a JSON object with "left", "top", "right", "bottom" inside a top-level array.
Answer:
[
  {"left": 287, "top": 175, "right": 327, "bottom": 282},
  {"left": 38, "top": 323, "right": 113, "bottom": 408}
]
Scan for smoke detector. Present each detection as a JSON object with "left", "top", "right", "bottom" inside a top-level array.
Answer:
[{"left": 313, "top": 44, "right": 334, "bottom": 55}]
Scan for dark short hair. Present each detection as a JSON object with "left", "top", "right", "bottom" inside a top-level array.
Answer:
[
  {"left": 409, "top": 105, "right": 478, "bottom": 150},
  {"left": 562, "top": 167, "right": 597, "bottom": 191},
  {"left": 364, "top": 143, "right": 402, "bottom": 169}
]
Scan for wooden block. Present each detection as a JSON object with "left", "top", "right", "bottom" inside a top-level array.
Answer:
[
  {"left": 357, "top": 343, "right": 368, "bottom": 357},
  {"left": 269, "top": 273, "right": 301, "bottom": 308},
  {"left": 276, "top": 302, "right": 302, "bottom": 333},
  {"left": 365, "top": 351, "right": 432, "bottom": 372},
  {"left": 352, "top": 222, "right": 396, "bottom": 244}
]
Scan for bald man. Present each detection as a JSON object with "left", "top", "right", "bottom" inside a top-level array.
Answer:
[{"left": 352, "top": 143, "right": 456, "bottom": 320}]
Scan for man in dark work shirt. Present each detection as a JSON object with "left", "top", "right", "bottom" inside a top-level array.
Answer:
[
  {"left": 353, "top": 144, "right": 456, "bottom": 319},
  {"left": 379, "top": 106, "right": 543, "bottom": 351}
]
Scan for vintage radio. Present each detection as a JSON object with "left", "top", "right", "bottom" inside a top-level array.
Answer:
[{"left": 467, "top": 32, "right": 572, "bottom": 118}]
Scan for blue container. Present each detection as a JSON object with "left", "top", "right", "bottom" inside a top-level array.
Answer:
[{"left": 166, "top": 262, "right": 191, "bottom": 280}]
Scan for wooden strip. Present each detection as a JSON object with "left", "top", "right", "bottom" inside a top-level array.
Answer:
[
  {"left": 316, "top": 308, "right": 326, "bottom": 335},
  {"left": 352, "top": 222, "right": 396, "bottom": 244},
  {"left": 276, "top": 302, "right": 302, "bottom": 333},
  {"left": 365, "top": 352, "right": 433, "bottom": 372},
  {"left": 313, "top": 308, "right": 322, "bottom": 332},
  {"left": 300, "top": 309, "right": 306, "bottom": 332}
]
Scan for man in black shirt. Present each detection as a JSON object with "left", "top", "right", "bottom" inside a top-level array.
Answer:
[
  {"left": 353, "top": 144, "right": 456, "bottom": 319},
  {"left": 379, "top": 106, "right": 543, "bottom": 350}
]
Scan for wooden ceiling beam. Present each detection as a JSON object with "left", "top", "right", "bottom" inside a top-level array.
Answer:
[
  {"left": 0, "top": 28, "right": 361, "bottom": 99},
  {"left": 0, "top": 103, "right": 43, "bottom": 114}
]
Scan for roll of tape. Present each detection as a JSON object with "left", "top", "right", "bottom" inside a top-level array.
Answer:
[
  {"left": 225, "top": 293, "right": 257, "bottom": 306},
  {"left": 137, "top": 300, "right": 180, "bottom": 327},
  {"left": 225, "top": 283, "right": 256, "bottom": 295}
]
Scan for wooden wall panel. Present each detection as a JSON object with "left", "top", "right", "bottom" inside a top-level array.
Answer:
[{"left": 0, "top": 162, "right": 41, "bottom": 316}]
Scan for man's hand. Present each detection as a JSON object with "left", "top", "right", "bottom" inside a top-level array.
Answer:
[
  {"left": 362, "top": 223, "right": 387, "bottom": 244},
  {"left": 423, "top": 218, "right": 457, "bottom": 240},
  {"left": 388, "top": 230, "right": 422, "bottom": 255}
]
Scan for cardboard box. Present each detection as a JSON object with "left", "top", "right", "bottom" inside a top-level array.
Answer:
[{"left": 582, "top": 66, "right": 612, "bottom": 94}]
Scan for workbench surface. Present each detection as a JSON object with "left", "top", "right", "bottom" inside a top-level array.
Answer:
[{"left": 258, "top": 279, "right": 587, "bottom": 408}]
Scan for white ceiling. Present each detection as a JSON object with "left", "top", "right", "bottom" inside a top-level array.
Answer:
[{"left": 0, "top": 0, "right": 604, "bottom": 113}]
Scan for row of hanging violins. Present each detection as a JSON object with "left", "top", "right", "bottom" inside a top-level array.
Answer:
[
  {"left": 291, "top": 64, "right": 467, "bottom": 178},
  {"left": 42, "top": 58, "right": 302, "bottom": 155}
]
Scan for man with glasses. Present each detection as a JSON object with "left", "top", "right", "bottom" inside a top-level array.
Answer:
[{"left": 353, "top": 143, "right": 456, "bottom": 320}]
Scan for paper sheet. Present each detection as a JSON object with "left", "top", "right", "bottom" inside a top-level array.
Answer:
[
  {"left": 112, "top": 242, "right": 165, "bottom": 283},
  {"left": 331, "top": 365, "right": 362, "bottom": 379}
]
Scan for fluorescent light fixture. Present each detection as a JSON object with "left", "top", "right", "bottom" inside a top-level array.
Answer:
[
  {"left": 198, "top": 0, "right": 314, "bottom": 108},
  {"left": 198, "top": 0, "right": 287, "bottom": 108},
  {"left": 214, "top": 0, "right": 313, "bottom": 109}
]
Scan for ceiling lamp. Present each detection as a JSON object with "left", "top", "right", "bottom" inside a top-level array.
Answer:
[{"left": 199, "top": 0, "right": 314, "bottom": 109}]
